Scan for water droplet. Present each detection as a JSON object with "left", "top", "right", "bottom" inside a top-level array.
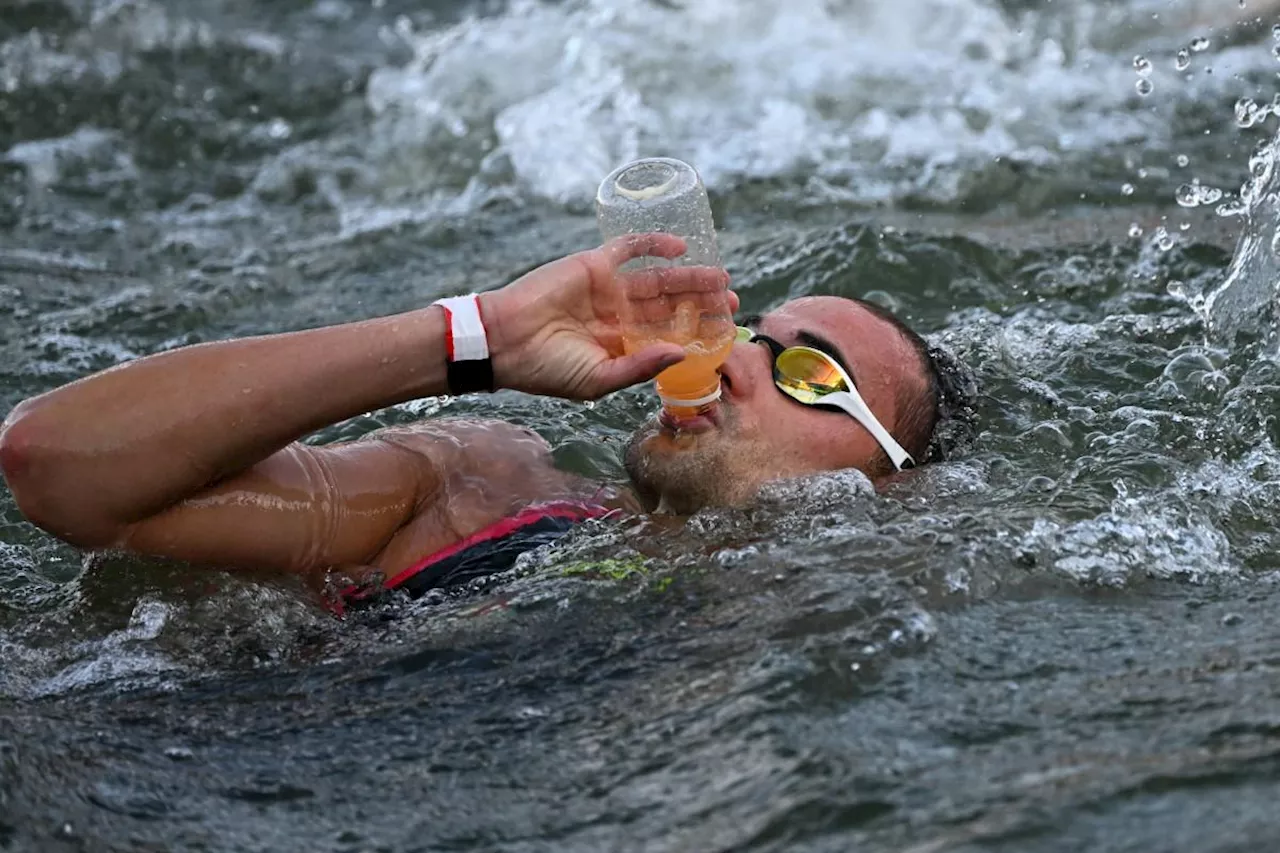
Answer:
[
  {"left": 1272, "top": 23, "right": 1280, "bottom": 39},
  {"left": 1176, "top": 153, "right": 1190, "bottom": 167},
  {"left": 265, "top": 117, "right": 292, "bottom": 140},
  {"left": 1180, "top": 221, "right": 1191, "bottom": 231},
  {"left": 1157, "top": 229, "right": 1176, "bottom": 251},
  {"left": 1272, "top": 43, "right": 1280, "bottom": 62},
  {"left": 1175, "top": 49, "right": 1191, "bottom": 71},
  {"left": 1136, "top": 77, "right": 1154, "bottom": 96},
  {"left": 1129, "top": 223, "right": 1144, "bottom": 238},
  {"left": 1191, "top": 36, "right": 1211, "bottom": 52},
  {"left": 1121, "top": 182, "right": 1135, "bottom": 196},
  {"left": 1133, "top": 55, "right": 1152, "bottom": 75},
  {"left": 1138, "top": 167, "right": 1150, "bottom": 179}
]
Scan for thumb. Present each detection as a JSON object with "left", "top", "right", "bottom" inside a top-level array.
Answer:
[{"left": 586, "top": 344, "right": 686, "bottom": 397}]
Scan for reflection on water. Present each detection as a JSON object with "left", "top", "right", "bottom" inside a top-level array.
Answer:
[{"left": 7, "top": 0, "right": 1280, "bottom": 850}]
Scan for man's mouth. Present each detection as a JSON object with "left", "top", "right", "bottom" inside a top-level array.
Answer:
[{"left": 658, "top": 399, "right": 723, "bottom": 435}]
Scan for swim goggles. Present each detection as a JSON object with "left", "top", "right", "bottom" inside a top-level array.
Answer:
[{"left": 736, "top": 326, "right": 916, "bottom": 471}]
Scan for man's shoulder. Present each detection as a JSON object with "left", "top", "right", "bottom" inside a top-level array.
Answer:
[{"left": 365, "top": 417, "right": 558, "bottom": 489}]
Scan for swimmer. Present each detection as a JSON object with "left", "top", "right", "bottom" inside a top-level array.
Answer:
[{"left": 0, "top": 234, "right": 975, "bottom": 604}]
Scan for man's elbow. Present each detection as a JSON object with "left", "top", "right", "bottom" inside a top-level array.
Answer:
[
  {"left": 0, "top": 405, "right": 118, "bottom": 549},
  {"left": 1, "top": 403, "right": 40, "bottom": 504}
]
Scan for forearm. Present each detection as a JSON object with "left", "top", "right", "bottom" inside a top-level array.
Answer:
[{"left": 0, "top": 304, "right": 454, "bottom": 544}]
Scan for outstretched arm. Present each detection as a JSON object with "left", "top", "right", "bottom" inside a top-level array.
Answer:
[{"left": 0, "top": 236, "right": 731, "bottom": 574}]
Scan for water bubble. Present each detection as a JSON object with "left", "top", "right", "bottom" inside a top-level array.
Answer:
[
  {"left": 1272, "top": 43, "right": 1280, "bottom": 62},
  {"left": 1175, "top": 50, "right": 1191, "bottom": 71},
  {"left": 1175, "top": 181, "right": 1223, "bottom": 208},
  {"left": 1157, "top": 229, "right": 1176, "bottom": 251},
  {"left": 1217, "top": 198, "right": 1248, "bottom": 218},
  {"left": 1191, "top": 37, "right": 1211, "bottom": 52},
  {"left": 1176, "top": 154, "right": 1190, "bottom": 167},
  {"left": 1133, "top": 55, "right": 1152, "bottom": 76},
  {"left": 1121, "top": 182, "right": 1135, "bottom": 196},
  {"left": 1273, "top": 22, "right": 1280, "bottom": 39},
  {"left": 1249, "top": 147, "right": 1274, "bottom": 185},
  {"left": 1180, "top": 221, "right": 1191, "bottom": 231},
  {"left": 1270, "top": 227, "right": 1280, "bottom": 256},
  {"left": 1236, "top": 97, "right": 1259, "bottom": 128},
  {"left": 1167, "top": 280, "right": 1187, "bottom": 299},
  {"left": 1129, "top": 223, "right": 1144, "bottom": 238},
  {"left": 1135, "top": 79, "right": 1153, "bottom": 96}
]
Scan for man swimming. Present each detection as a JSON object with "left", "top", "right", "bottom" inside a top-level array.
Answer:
[{"left": 0, "top": 235, "right": 974, "bottom": 602}]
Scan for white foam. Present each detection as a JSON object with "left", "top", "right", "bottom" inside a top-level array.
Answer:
[
  {"left": 359, "top": 0, "right": 1254, "bottom": 209},
  {"left": 1024, "top": 492, "right": 1236, "bottom": 587},
  {"left": 20, "top": 599, "right": 184, "bottom": 698}
]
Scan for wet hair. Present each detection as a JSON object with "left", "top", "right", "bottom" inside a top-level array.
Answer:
[{"left": 851, "top": 299, "right": 979, "bottom": 473}]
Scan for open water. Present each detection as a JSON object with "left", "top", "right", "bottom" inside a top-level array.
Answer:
[{"left": 7, "top": 1, "right": 1280, "bottom": 850}]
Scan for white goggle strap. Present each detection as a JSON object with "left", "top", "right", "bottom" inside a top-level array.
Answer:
[{"left": 822, "top": 390, "right": 916, "bottom": 471}]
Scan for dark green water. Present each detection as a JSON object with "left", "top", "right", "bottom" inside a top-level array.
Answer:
[{"left": 7, "top": 0, "right": 1280, "bottom": 850}]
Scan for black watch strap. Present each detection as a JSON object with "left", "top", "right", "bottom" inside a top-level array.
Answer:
[{"left": 445, "top": 358, "right": 494, "bottom": 395}]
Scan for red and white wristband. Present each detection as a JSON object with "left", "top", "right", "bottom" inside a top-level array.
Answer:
[{"left": 433, "top": 295, "right": 494, "bottom": 394}]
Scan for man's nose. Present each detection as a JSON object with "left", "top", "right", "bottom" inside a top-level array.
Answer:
[{"left": 722, "top": 338, "right": 768, "bottom": 396}]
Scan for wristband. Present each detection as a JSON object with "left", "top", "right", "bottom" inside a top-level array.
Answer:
[{"left": 432, "top": 295, "right": 494, "bottom": 394}]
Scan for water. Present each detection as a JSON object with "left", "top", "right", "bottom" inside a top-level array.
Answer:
[{"left": 7, "top": 0, "right": 1280, "bottom": 849}]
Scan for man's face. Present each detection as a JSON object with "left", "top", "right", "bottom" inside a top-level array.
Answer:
[{"left": 624, "top": 296, "right": 924, "bottom": 513}]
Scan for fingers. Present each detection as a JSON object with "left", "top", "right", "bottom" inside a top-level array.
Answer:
[
  {"left": 603, "top": 233, "right": 688, "bottom": 267},
  {"left": 587, "top": 343, "right": 687, "bottom": 397},
  {"left": 616, "top": 266, "right": 732, "bottom": 327},
  {"left": 619, "top": 265, "right": 730, "bottom": 300},
  {"left": 622, "top": 292, "right": 732, "bottom": 326}
]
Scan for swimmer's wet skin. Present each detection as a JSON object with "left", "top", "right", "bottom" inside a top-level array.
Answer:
[{"left": 0, "top": 239, "right": 974, "bottom": 605}]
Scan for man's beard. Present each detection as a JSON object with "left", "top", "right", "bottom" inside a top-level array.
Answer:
[{"left": 623, "top": 409, "right": 754, "bottom": 514}]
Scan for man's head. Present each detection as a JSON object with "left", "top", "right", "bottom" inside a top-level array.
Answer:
[{"left": 624, "top": 295, "right": 976, "bottom": 513}]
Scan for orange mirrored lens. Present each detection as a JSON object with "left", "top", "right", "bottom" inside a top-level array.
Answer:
[{"left": 774, "top": 348, "right": 848, "bottom": 402}]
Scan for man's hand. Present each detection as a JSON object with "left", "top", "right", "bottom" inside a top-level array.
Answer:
[{"left": 480, "top": 234, "right": 736, "bottom": 400}]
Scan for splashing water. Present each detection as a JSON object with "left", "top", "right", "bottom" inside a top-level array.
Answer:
[
  {"left": 361, "top": 0, "right": 1193, "bottom": 209},
  {"left": 1202, "top": 126, "right": 1280, "bottom": 343},
  {"left": 8, "top": 2, "right": 1280, "bottom": 850}
]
